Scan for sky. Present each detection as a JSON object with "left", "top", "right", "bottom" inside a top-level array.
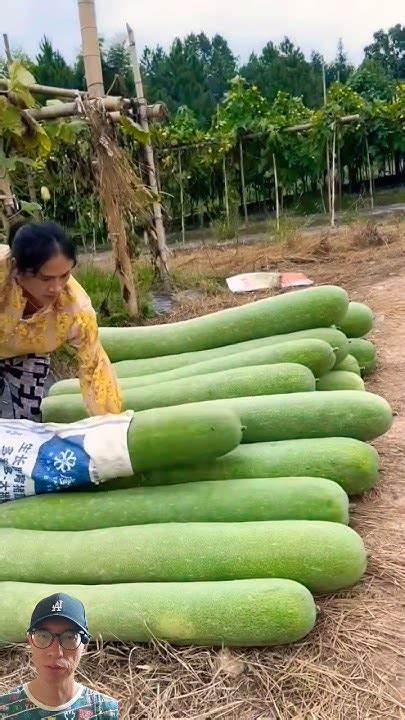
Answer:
[{"left": 2, "top": 0, "right": 402, "bottom": 66}]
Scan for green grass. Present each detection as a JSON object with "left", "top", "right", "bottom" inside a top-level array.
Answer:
[{"left": 74, "top": 263, "right": 161, "bottom": 326}]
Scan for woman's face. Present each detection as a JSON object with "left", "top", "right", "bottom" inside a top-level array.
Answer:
[{"left": 15, "top": 254, "right": 74, "bottom": 308}]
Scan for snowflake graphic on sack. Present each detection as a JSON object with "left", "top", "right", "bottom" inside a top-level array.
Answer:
[{"left": 53, "top": 449, "right": 77, "bottom": 473}]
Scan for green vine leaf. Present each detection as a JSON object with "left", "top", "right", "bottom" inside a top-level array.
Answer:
[
  {"left": 119, "top": 116, "right": 150, "bottom": 144},
  {"left": 0, "top": 97, "right": 24, "bottom": 135},
  {"left": 8, "top": 60, "right": 36, "bottom": 108}
]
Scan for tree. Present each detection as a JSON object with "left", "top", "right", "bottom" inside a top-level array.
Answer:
[
  {"left": 35, "top": 37, "right": 75, "bottom": 88},
  {"left": 142, "top": 34, "right": 236, "bottom": 124},
  {"left": 104, "top": 42, "right": 135, "bottom": 96},
  {"left": 241, "top": 38, "right": 324, "bottom": 108},
  {"left": 364, "top": 24, "right": 405, "bottom": 79},
  {"left": 326, "top": 39, "right": 354, "bottom": 85},
  {"left": 182, "top": 33, "right": 237, "bottom": 104},
  {"left": 348, "top": 59, "right": 395, "bottom": 101}
]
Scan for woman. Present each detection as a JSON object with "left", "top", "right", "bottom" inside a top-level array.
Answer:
[{"left": 0, "top": 220, "right": 122, "bottom": 421}]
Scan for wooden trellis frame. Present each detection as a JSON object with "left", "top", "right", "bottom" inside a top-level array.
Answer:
[{"left": 1, "top": 4, "right": 169, "bottom": 318}]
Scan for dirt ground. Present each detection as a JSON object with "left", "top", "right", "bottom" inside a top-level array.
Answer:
[{"left": 1, "top": 219, "right": 405, "bottom": 718}]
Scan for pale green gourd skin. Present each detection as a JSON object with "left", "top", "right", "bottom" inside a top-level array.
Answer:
[
  {"left": 191, "top": 391, "right": 391, "bottom": 443},
  {"left": 99, "top": 286, "right": 349, "bottom": 362},
  {"left": 334, "top": 354, "right": 361, "bottom": 376},
  {"left": 108, "top": 437, "right": 379, "bottom": 496},
  {"left": 111, "top": 326, "right": 350, "bottom": 376},
  {"left": 337, "top": 301, "right": 374, "bottom": 338},
  {"left": 43, "top": 390, "right": 392, "bottom": 447},
  {"left": 0, "top": 521, "right": 366, "bottom": 593},
  {"left": 42, "top": 363, "right": 316, "bottom": 423},
  {"left": 0, "top": 578, "right": 317, "bottom": 647},
  {"left": 0, "top": 477, "right": 349, "bottom": 530},
  {"left": 348, "top": 338, "right": 377, "bottom": 376},
  {"left": 316, "top": 371, "right": 365, "bottom": 391},
  {"left": 126, "top": 405, "right": 243, "bottom": 471},
  {"left": 49, "top": 338, "right": 336, "bottom": 395}
]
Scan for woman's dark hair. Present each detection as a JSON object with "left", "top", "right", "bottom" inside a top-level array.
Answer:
[{"left": 8, "top": 221, "right": 76, "bottom": 275}]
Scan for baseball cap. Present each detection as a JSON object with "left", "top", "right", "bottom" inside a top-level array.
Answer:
[{"left": 28, "top": 593, "right": 89, "bottom": 636}]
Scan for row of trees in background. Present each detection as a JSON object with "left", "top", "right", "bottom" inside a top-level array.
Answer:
[
  {"left": 1, "top": 24, "right": 404, "bottom": 243},
  {"left": 2, "top": 25, "right": 404, "bottom": 123}
]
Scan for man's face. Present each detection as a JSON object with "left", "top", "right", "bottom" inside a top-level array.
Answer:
[{"left": 28, "top": 617, "right": 86, "bottom": 683}]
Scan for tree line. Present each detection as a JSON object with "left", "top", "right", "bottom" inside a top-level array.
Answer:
[{"left": 1, "top": 24, "right": 403, "bottom": 126}]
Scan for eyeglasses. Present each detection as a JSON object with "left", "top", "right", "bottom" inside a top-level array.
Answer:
[{"left": 30, "top": 629, "right": 85, "bottom": 650}]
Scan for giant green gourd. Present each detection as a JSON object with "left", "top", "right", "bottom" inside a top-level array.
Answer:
[
  {"left": 125, "top": 405, "right": 242, "bottom": 471},
  {"left": 49, "top": 338, "right": 335, "bottom": 396},
  {"left": 46, "top": 390, "right": 391, "bottom": 444},
  {"left": 0, "top": 579, "right": 317, "bottom": 647},
  {"left": 348, "top": 338, "right": 377, "bottom": 376},
  {"left": 108, "top": 437, "right": 379, "bottom": 496},
  {"left": 42, "top": 364, "right": 316, "bottom": 423},
  {"left": 337, "top": 301, "right": 374, "bottom": 337},
  {"left": 0, "top": 521, "right": 367, "bottom": 593},
  {"left": 0, "top": 477, "right": 349, "bottom": 530},
  {"left": 99, "top": 286, "right": 349, "bottom": 361},
  {"left": 334, "top": 354, "right": 361, "bottom": 376},
  {"left": 110, "top": 326, "right": 349, "bottom": 378},
  {"left": 316, "top": 371, "right": 365, "bottom": 391},
  {"left": 185, "top": 391, "right": 391, "bottom": 443}
]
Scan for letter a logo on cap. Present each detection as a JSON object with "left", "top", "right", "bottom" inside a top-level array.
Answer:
[{"left": 52, "top": 600, "right": 63, "bottom": 612}]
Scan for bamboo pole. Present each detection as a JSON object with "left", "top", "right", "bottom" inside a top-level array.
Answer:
[
  {"left": 0, "top": 78, "right": 86, "bottom": 98},
  {"left": 126, "top": 23, "right": 169, "bottom": 275},
  {"left": 272, "top": 153, "right": 280, "bottom": 231},
  {"left": 365, "top": 136, "right": 374, "bottom": 211},
  {"left": 77, "top": 0, "right": 105, "bottom": 97},
  {"left": 239, "top": 138, "right": 248, "bottom": 226},
  {"left": 0, "top": 79, "right": 166, "bottom": 120},
  {"left": 76, "top": 2, "right": 140, "bottom": 319},
  {"left": 337, "top": 133, "right": 342, "bottom": 210},
  {"left": 3, "top": 34, "right": 12, "bottom": 64},
  {"left": 178, "top": 150, "right": 186, "bottom": 245},
  {"left": 330, "top": 124, "right": 336, "bottom": 228},
  {"left": 28, "top": 96, "right": 125, "bottom": 121},
  {"left": 322, "top": 62, "right": 332, "bottom": 214},
  {"left": 223, "top": 155, "right": 230, "bottom": 224}
]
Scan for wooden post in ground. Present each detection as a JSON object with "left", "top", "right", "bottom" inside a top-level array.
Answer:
[
  {"left": 77, "top": 0, "right": 140, "bottom": 319},
  {"left": 272, "top": 153, "right": 280, "bottom": 231},
  {"left": 365, "top": 136, "right": 374, "bottom": 211},
  {"left": 239, "top": 138, "right": 248, "bottom": 226},
  {"left": 178, "top": 150, "right": 186, "bottom": 245},
  {"left": 126, "top": 23, "right": 169, "bottom": 277},
  {"left": 322, "top": 62, "right": 332, "bottom": 215},
  {"left": 223, "top": 155, "right": 230, "bottom": 225},
  {"left": 330, "top": 124, "right": 336, "bottom": 228}
]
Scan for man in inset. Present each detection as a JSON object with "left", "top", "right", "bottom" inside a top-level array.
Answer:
[{"left": 0, "top": 593, "right": 118, "bottom": 718}]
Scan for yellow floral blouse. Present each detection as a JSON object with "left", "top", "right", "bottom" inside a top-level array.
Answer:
[{"left": 0, "top": 245, "right": 122, "bottom": 417}]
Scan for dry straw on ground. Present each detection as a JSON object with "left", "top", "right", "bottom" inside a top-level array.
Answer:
[{"left": 1, "top": 432, "right": 404, "bottom": 719}]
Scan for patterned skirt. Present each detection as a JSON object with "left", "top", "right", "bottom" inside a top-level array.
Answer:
[{"left": 0, "top": 354, "right": 50, "bottom": 421}]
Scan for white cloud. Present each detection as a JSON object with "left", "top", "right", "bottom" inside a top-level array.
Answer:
[{"left": 2, "top": 0, "right": 403, "bottom": 65}]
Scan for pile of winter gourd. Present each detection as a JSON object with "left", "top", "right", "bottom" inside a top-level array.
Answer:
[{"left": 0, "top": 286, "right": 392, "bottom": 648}]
